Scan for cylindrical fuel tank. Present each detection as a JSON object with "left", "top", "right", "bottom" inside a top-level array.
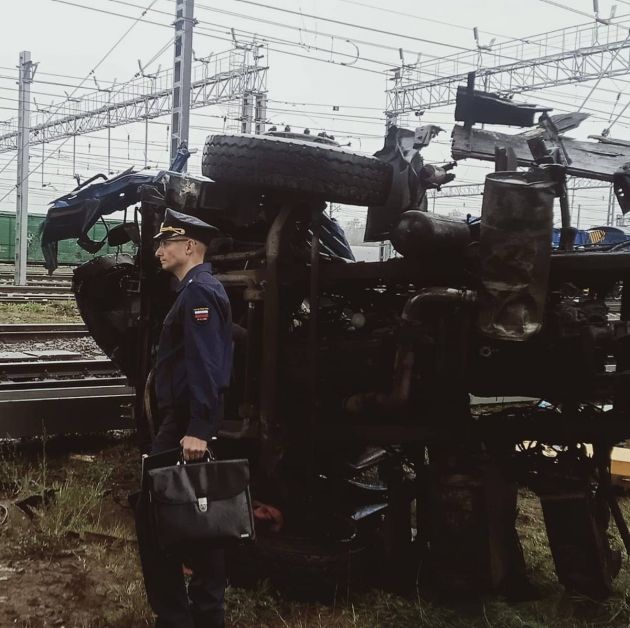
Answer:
[
  {"left": 391, "top": 210, "right": 471, "bottom": 258},
  {"left": 477, "top": 171, "right": 555, "bottom": 341}
]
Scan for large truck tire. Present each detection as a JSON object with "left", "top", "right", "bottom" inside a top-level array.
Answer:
[{"left": 202, "top": 133, "right": 392, "bottom": 206}]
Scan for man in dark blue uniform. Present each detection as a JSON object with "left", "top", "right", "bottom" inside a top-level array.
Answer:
[{"left": 135, "top": 208, "right": 233, "bottom": 628}]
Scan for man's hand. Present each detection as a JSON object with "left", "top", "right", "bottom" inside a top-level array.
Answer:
[{"left": 180, "top": 435, "right": 208, "bottom": 461}]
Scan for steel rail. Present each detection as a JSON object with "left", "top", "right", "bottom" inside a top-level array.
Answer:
[
  {"left": 0, "top": 358, "right": 118, "bottom": 381},
  {"left": 0, "top": 284, "right": 72, "bottom": 295},
  {"left": 0, "top": 283, "right": 72, "bottom": 290},
  {"left": 0, "top": 271, "right": 73, "bottom": 282},
  {"left": 0, "top": 296, "right": 74, "bottom": 303},
  {"left": 0, "top": 323, "right": 88, "bottom": 339},
  {"left": 0, "top": 280, "right": 72, "bottom": 287},
  {"left": 0, "top": 384, "right": 135, "bottom": 438},
  {"left": 0, "top": 376, "right": 126, "bottom": 391}
]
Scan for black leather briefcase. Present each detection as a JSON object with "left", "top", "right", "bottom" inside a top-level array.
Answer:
[{"left": 146, "top": 454, "right": 255, "bottom": 551}]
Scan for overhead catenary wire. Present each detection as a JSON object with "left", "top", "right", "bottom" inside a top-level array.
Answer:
[
  {"left": 51, "top": 0, "right": 386, "bottom": 75},
  {"left": 191, "top": 19, "right": 393, "bottom": 69},
  {"left": 604, "top": 97, "right": 630, "bottom": 135},
  {"left": 9, "top": 82, "right": 630, "bottom": 155},
  {"left": 0, "top": 35, "right": 174, "bottom": 128},
  {"left": 2, "top": 70, "right": 627, "bottom": 124},
  {"left": 0, "top": 66, "right": 117, "bottom": 86},
  {"left": 118, "top": 0, "right": 591, "bottom": 87},
  {"left": 0, "top": 0, "right": 163, "bottom": 206},
  {"left": 61, "top": 0, "right": 630, "bottom": 78},
  {"left": 538, "top": 0, "right": 612, "bottom": 21},
  {"left": 50, "top": 0, "right": 630, "bottom": 94},
  {"left": 3, "top": 1, "right": 628, "bottom": 229},
  {"left": 163, "top": 0, "right": 617, "bottom": 78},
  {"left": 110, "top": 0, "right": 443, "bottom": 63},
  {"left": 335, "top": 0, "right": 542, "bottom": 47},
  {"left": 215, "top": 0, "right": 474, "bottom": 51},
  {"left": 214, "top": 0, "right": 630, "bottom": 91},
  {"left": 406, "top": 12, "right": 630, "bottom": 78},
  {"left": 183, "top": 0, "right": 630, "bottom": 112},
  {"left": 576, "top": 29, "right": 630, "bottom": 112},
  {"left": 9, "top": 92, "right": 630, "bottom": 203},
  {"left": 39, "top": 0, "right": 161, "bottom": 124}
]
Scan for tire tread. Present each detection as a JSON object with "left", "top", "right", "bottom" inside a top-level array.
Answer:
[{"left": 201, "top": 134, "right": 391, "bottom": 206}]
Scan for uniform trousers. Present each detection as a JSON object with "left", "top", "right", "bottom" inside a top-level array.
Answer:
[{"left": 134, "top": 412, "right": 226, "bottom": 628}]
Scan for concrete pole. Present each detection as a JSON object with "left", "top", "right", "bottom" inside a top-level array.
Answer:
[
  {"left": 240, "top": 92, "right": 254, "bottom": 133},
  {"left": 144, "top": 98, "right": 149, "bottom": 168},
  {"left": 170, "top": 0, "right": 195, "bottom": 168},
  {"left": 607, "top": 184, "right": 614, "bottom": 226},
  {"left": 107, "top": 110, "right": 111, "bottom": 174},
  {"left": 255, "top": 92, "right": 267, "bottom": 134},
  {"left": 15, "top": 51, "right": 36, "bottom": 286}
]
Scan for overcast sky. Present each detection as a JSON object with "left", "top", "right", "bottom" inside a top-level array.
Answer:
[{"left": 1, "top": 0, "right": 629, "bottom": 228}]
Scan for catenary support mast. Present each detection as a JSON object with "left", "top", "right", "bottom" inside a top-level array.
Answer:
[
  {"left": 15, "top": 51, "right": 36, "bottom": 286},
  {"left": 170, "top": 0, "right": 195, "bottom": 166}
]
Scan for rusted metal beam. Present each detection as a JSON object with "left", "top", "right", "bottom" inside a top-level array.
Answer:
[{"left": 452, "top": 124, "right": 630, "bottom": 181}]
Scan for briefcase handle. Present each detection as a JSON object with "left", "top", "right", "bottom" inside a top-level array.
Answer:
[{"left": 178, "top": 448, "right": 216, "bottom": 465}]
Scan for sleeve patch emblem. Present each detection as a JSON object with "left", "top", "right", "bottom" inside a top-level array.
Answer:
[{"left": 193, "top": 307, "right": 210, "bottom": 322}]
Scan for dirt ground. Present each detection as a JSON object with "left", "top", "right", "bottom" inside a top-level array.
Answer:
[
  {"left": 0, "top": 436, "right": 149, "bottom": 628},
  {"left": 3, "top": 434, "right": 630, "bottom": 628}
]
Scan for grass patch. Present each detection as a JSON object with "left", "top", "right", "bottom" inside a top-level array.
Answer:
[
  {"left": 0, "top": 437, "right": 153, "bottom": 627},
  {"left": 222, "top": 585, "right": 630, "bottom": 627},
  {"left": 0, "top": 440, "right": 113, "bottom": 557},
  {"left": 4, "top": 438, "right": 630, "bottom": 626},
  {"left": 0, "top": 300, "right": 81, "bottom": 323},
  {"left": 14, "top": 471, "right": 111, "bottom": 557},
  {"left": 90, "top": 542, "right": 154, "bottom": 627}
]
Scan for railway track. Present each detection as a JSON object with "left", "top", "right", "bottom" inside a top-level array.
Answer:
[
  {"left": 0, "top": 358, "right": 119, "bottom": 382},
  {"left": 0, "top": 270, "right": 72, "bottom": 283},
  {"left": 0, "top": 264, "right": 73, "bottom": 273},
  {"left": 0, "top": 356, "right": 134, "bottom": 438},
  {"left": 0, "top": 286, "right": 74, "bottom": 303},
  {"left": 0, "top": 299, "right": 74, "bottom": 305},
  {"left": 0, "top": 286, "right": 73, "bottom": 302},
  {"left": 0, "top": 384, "right": 135, "bottom": 438},
  {"left": 0, "top": 284, "right": 71, "bottom": 295},
  {"left": 0, "top": 283, "right": 72, "bottom": 291},
  {"left": 0, "top": 279, "right": 71, "bottom": 286},
  {"left": 0, "top": 283, "right": 74, "bottom": 303},
  {"left": 0, "top": 297, "right": 73, "bottom": 303},
  {"left": 0, "top": 323, "right": 88, "bottom": 340}
]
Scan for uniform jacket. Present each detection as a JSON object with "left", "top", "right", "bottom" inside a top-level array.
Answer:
[{"left": 155, "top": 262, "right": 233, "bottom": 440}]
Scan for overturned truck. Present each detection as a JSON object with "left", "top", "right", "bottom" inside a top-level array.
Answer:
[{"left": 42, "top": 90, "right": 630, "bottom": 600}]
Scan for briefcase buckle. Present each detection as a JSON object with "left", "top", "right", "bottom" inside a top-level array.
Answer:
[{"left": 198, "top": 497, "right": 208, "bottom": 512}]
